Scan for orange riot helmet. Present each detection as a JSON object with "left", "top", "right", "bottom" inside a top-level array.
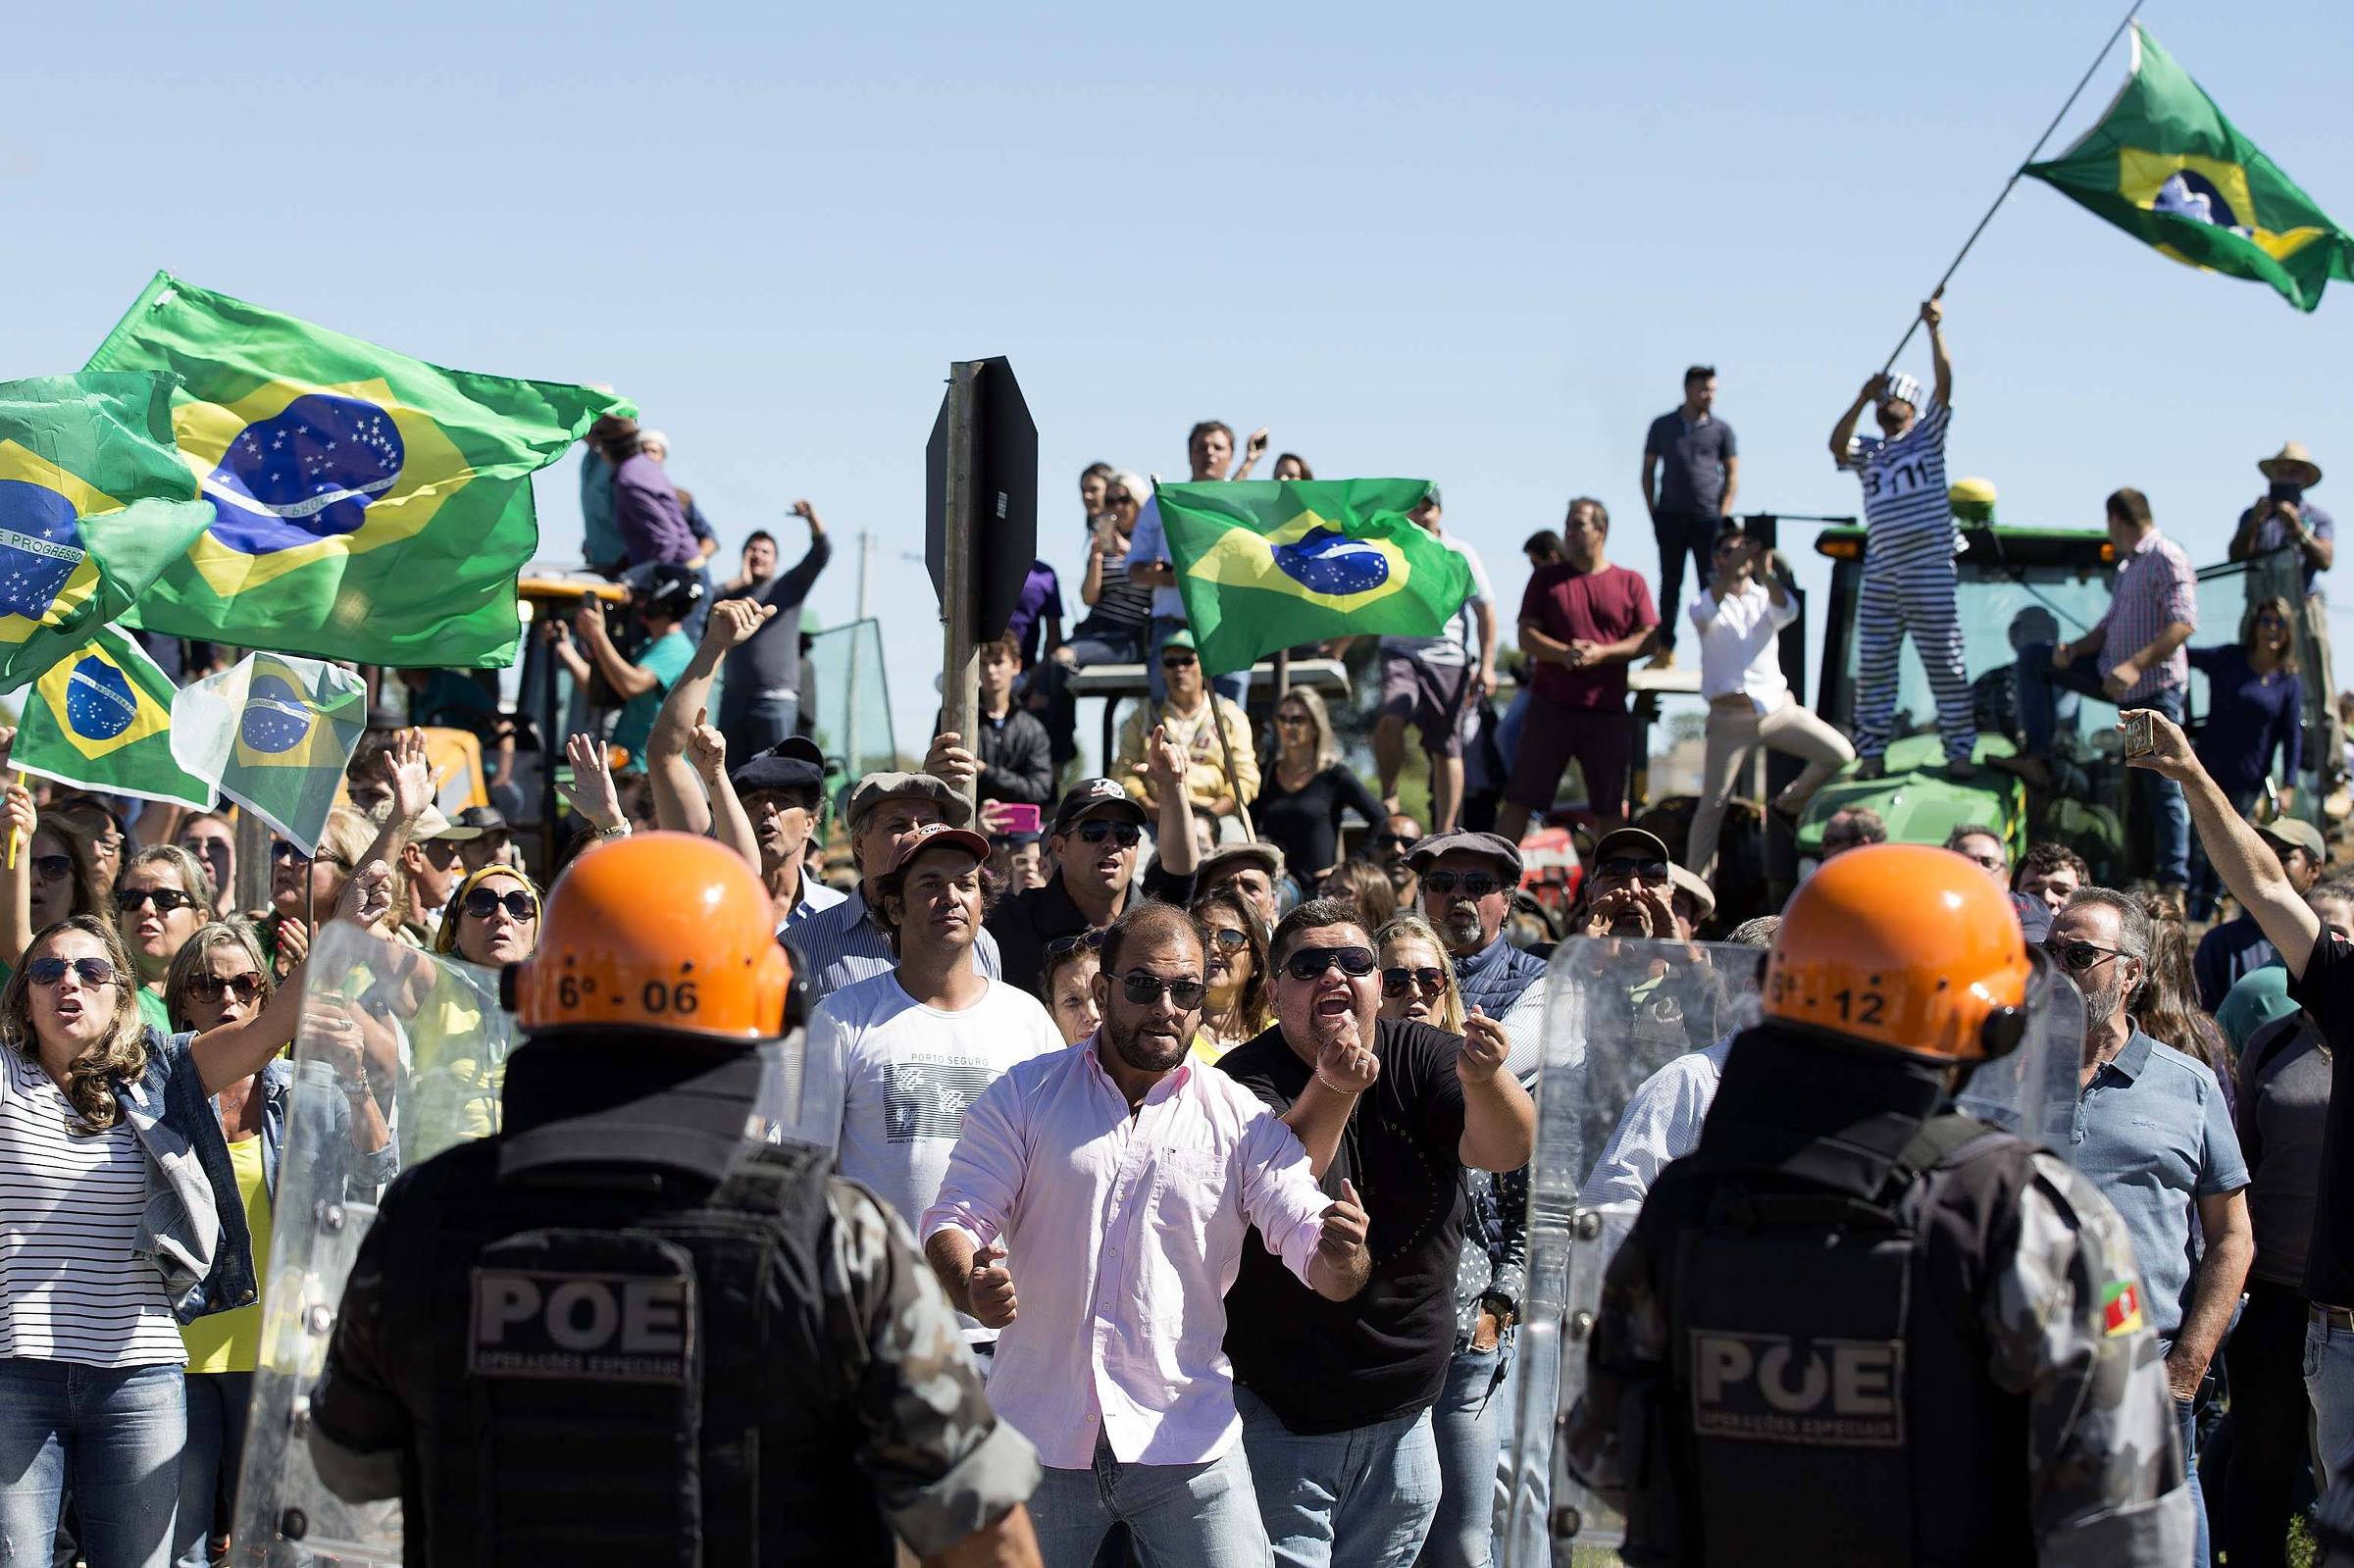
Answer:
[
  {"left": 515, "top": 831, "right": 792, "bottom": 1041},
  {"left": 1763, "top": 842, "right": 2033, "bottom": 1063}
]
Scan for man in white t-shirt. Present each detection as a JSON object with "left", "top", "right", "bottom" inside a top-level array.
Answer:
[
  {"left": 1369, "top": 487, "right": 1496, "bottom": 834},
  {"left": 799, "top": 822, "right": 1064, "bottom": 1359}
]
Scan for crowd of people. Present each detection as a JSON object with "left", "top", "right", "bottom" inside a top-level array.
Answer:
[{"left": 0, "top": 345, "right": 2345, "bottom": 1568}]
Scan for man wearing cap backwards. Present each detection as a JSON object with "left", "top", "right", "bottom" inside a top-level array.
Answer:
[
  {"left": 2195, "top": 815, "right": 2327, "bottom": 1011},
  {"left": 795, "top": 771, "right": 1005, "bottom": 1003},
  {"left": 545, "top": 562, "right": 704, "bottom": 770},
  {"left": 2232, "top": 440, "right": 2341, "bottom": 805},
  {"left": 645, "top": 595, "right": 846, "bottom": 930},
  {"left": 1827, "top": 295, "right": 1975, "bottom": 781},
  {"left": 1216, "top": 897, "right": 1536, "bottom": 1566},
  {"left": 802, "top": 823, "right": 1064, "bottom": 1370},
  {"left": 306, "top": 833, "right": 1048, "bottom": 1566},
  {"left": 1564, "top": 842, "right": 2193, "bottom": 1565},
  {"left": 1197, "top": 840, "right": 1284, "bottom": 933},
  {"left": 987, "top": 729, "right": 1199, "bottom": 999},
  {"left": 1410, "top": 830, "right": 1550, "bottom": 1074}
]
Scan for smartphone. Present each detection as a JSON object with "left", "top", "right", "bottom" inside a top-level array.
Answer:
[
  {"left": 2122, "top": 710, "right": 2155, "bottom": 758},
  {"left": 2272, "top": 480, "right": 2305, "bottom": 504},
  {"left": 998, "top": 803, "right": 1042, "bottom": 835}
]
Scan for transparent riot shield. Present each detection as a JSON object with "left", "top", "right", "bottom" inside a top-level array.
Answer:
[
  {"left": 230, "top": 923, "right": 805, "bottom": 1566},
  {"left": 1496, "top": 937, "right": 2086, "bottom": 1567}
]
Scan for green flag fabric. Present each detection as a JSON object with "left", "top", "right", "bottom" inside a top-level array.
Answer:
[
  {"left": 170, "top": 652, "right": 368, "bottom": 853},
  {"left": 0, "top": 374, "right": 217, "bottom": 693},
  {"left": 13, "top": 625, "right": 216, "bottom": 809},
  {"left": 2023, "top": 25, "right": 2354, "bottom": 311},
  {"left": 85, "top": 272, "right": 632, "bottom": 667},
  {"left": 1155, "top": 480, "right": 1469, "bottom": 678}
]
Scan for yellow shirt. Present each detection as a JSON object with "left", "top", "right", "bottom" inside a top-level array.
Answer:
[{"left": 180, "top": 1135, "right": 271, "bottom": 1374}]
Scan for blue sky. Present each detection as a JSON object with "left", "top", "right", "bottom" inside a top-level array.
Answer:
[{"left": 6, "top": 1, "right": 2349, "bottom": 763}]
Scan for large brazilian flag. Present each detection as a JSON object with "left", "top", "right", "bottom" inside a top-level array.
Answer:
[
  {"left": 1154, "top": 479, "right": 1470, "bottom": 679},
  {"left": 85, "top": 273, "right": 632, "bottom": 667},
  {"left": 0, "top": 374, "right": 215, "bottom": 693},
  {"left": 2024, "top": 25, "right": 2354, "bottom": 312}
]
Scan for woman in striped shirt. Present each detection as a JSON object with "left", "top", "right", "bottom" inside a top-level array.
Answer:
[{"left": 0, "top": 885, "right": 375, "bottom": 1566}]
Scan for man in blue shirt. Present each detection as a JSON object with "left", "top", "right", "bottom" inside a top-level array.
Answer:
[
  {"left": 548, "top": 565, "right": 702, "bottom": 769},
  {"left": 1640, "top": 365, "right": 1737, "bottom": 667},
  {"left": 2051, "top": 885, "right": 2252, "bottom": 1567}
]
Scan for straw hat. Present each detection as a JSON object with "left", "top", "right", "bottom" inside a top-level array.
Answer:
[{"left": 2258, "top": 441, "right": 2323, "bottom": 489}]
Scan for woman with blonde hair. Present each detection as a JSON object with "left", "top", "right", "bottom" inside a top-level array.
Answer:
[
  {"left": 2185, "top": 594, "right": 2304, "bottom": 919},
  {"left": 1254, "top": 683, "right": 1386, "bottom": 889},
  {"left": 116, "top": 844, "right": 216, "bottom": 1035},
  {"left": 162, "top": 922, "right": 391, "bottom": 1568},
  {"left": 1315, "top": 856, "right": 1398, "bottom": 933},
  {"left": 1192, "top": 887, "right": 1273, "bottom": 1061},
  {"left": 0, "top": 877, "right": 379, "bottom": 1563},
  {"left": 1374, "top": 911, "right": 1467, "bottom": 1034}
]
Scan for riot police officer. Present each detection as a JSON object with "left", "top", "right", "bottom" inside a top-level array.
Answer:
[
  {"left": 305, "top": 833, "right": 1045, "bottom": 1566},
  {"left": 1562, "top": 842, "right": 2191, "bottom": 1565}
]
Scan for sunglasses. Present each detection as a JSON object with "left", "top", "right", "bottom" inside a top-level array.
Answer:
[
  {"left": 1283, "top": 945, "right": 1378, "bottom": 982},
  {"left": 26, "top": 956, "right": 118, "bottom": 988},
  {"left": 30, "top": 854, "right": 71, "bottom": 885},
  {"left": 1046, "top": 928, "right": 1107, "bottom": 961},
  {"left": 116, "top": 887, "right": 200, "bottom": 916},
  {"left": 271, "top": 842, "right": 351, "bottom": 869},
  {"left": 1276, "top": 713, "right": 1312, "bottom": 728},
  {"left": 463, "top": 887, "right": 539, "bottom": 923},
  {"left": 1205, "top": 927, "right": 1251, "bottom": 952},
  {"left": 2044, "top": 938, "right": 2124, "bottom": 973},
  {"left": 186, "top": 971, "right": 267, "bottom": 1005},
  {"left": 1382, "top": 966, "right": 1448, "bottom": 998},
  {"left": 1119, "top": 972, "right": 1207, "bottom": 1009},
  {"left": 1160, "top": 654, "right": 1199, "bottom": 668},
  {"left": 1421, "top": 871, "right": 1501, "bottom": 899},
  {"left": 1595, "top": 856, "right": 1669, "bottom": 882},
  {"left": 1075, "top": 821, "right": 1142, "bottom": 848}
]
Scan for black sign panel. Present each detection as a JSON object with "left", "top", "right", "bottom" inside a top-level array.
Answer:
[{"left": 924, "top": 357, "right": 1040, "bottom": 643}]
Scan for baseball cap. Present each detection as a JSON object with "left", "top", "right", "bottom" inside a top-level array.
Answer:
[
  {"left": 2258, "top": 816, "right": 2328, "bottom": 863},
  {"left": 846, "top": 771, "right": 973, "bottom": 829},
  {"left": 1406, "top": 830, "right": 1523, "bottom": 882},
  {"left": 884, "top": 822, "right": 992, "bottom": 878},
  {"left": 1667, "top": 862, "right": 1717, "bottom": 922},
  {"left": 1052, "top": 778, "right": 1150, "bottom": 834},
  {"left": 1160, "top": 629, "right": 1198, "bottom": 654},
  {"left": 452, "top": 804, "right": 508, "bottom": 835},
  {"left": 641, "top": 564, "right": 705, "bottom": 619},
  {"left": 1590, "top": 827, "right": 1672, "bottom": 868}
]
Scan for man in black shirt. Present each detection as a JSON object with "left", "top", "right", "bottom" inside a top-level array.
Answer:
[
  {"left": 1217, "top": 897, "right": 1535, "bottom": 1566},
  {"left": 2129, "top": 708, "right": 2354, "bottom": 1493},
  {"left": 984, "top": 749, "right": 1200, "bottom": 1000}
]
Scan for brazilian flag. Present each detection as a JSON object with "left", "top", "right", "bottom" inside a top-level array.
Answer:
[
  {"left": 1155, "top": 479, "right": 1470, "bottom": 678},
  {"left": 0, "top": 374, "right": 216, "bottom": 693},
  {"left": 85, "top": 272, "right": 632, "bottom": 668},
  {"left": 12, "top": 625, "right": 216, "bottom": 809},
  {"left": 2024, "top": 25, "right": 2354, "bottom": 312},
  {"left": 170, "top": 651, "right": 368, "bottom": 852}
]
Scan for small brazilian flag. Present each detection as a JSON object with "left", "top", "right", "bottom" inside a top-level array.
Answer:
[
  {"left": 85, "top": 272, "right": 633, "bottom": 668},
  {"left": 2024, "top": 25, "right": 2354, "bottom": 312},
  {"left": 12, "top": 625, "right": 216, "bottom": 809},
  {"left": 1155, "top": 480, "right": 1471, "bottom": 679},
  {"left": 170, "top": 651, "right": 367, "bottom": 853},
  {"left": 0, "top": 374, "right": 217, "bottom": 694}
]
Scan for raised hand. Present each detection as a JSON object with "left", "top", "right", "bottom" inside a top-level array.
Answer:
[
  {"left": 2122, "top": 708, "right": 2202, "bottom": 782},
  {"left": 273, "top": 917, "right": 311, "bottom": 979},
  {"left": 336, "top": 860, "right": 394, "bottom": 931},
  {"left": 1314, "top": 1030, "right": 1381, "bottom": 1096},
  {"left": 381, "top": 728, "right": 435, "bottom": 825},
  {"left": 686, "top": 707, "right": 728, "bottom": 781},
  {"left": 1459, "top": 1007, "right": 1510, "bottom": 1085},
  {"left": 1863, "top": 373, "right": 1892, "bottom": 404},
  {"left": 966, "top": 1241, "right": 1018, "bottom": 1329},
  {"left": 559, "top": 733, "right": 627, "bottom": 833},
  {"left": 1141, "top": 724, "right": 1187, "bottom": 790},
  {"left": 701, "top": 596, "right": 774, "bottom": 654},
  {"left": 1, "top": 785, "right": 34, "bottom": 859}
]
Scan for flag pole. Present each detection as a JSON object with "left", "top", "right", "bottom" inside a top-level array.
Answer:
[
  {"left": 1877, "top": 0, "right": 2143, "bottom": 373},
  {"left": 5, "top": 770, "right": 22, "bottom": 870}
]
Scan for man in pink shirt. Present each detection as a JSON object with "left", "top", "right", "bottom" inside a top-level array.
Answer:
[{"left": 919, "top": 902, "right": 1375, "bottom": 1567}]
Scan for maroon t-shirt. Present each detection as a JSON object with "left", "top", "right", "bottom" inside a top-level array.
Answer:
[{"left": 1519, "top": 562, "right": 1659, "bottom": 709}]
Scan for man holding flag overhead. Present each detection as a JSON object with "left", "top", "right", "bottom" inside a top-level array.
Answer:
[{"left": 84, "top": 272, "right": 631, "bottom": 669}]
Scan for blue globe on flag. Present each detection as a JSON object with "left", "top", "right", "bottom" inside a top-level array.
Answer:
[
  {"left": 205, "top": 393, "right": 405, "bottom": 557},
  {"left": 0, "top": 481, "right": 87, "bottom": 624},
  {"left": 240, "top": 675, "right": 314, "bottom": 755},
  {"left": 64, "top": 656, "right": 137, "bottom": 743},
  {"left": 1272, "top": 527, "right": 1392, "bottom": 596}
]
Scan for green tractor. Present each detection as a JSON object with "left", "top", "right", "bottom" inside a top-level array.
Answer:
[{"left": 1793, "top": 511, "right": 2299, "bottom": 886}]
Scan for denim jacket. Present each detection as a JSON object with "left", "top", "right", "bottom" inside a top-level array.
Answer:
[{"left": 114, "top": 1028, "right": 251, "bottom": 1324}]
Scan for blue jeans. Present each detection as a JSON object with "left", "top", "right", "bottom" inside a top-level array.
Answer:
[
  {"left": 2015, "top": 643, "right": 2189, "bottom": 885},
  {"left": 715, "top": 686, "right": 798, "bottom": 763},
  {"left": 1150, "top": 616, "right": 1248, "bottom": 705},
  {"left": 2188, "top": 784, "right": 2262, "bottom": 923},
  {"left": 0, "top": 1359, "right": 184, "bottom": 1568},
  {"left": 2177, "top": 1396, "right": 2210, "bottom": 1568},
  {"left": 2306, "top": 1311, "right": 2354, "bottom": 1493},
  {"left": 1418, "top": 1340, "right": 1509, "bottom": 1568},
  {"left": 173, "top": 1371, "right": 250, "bottom": 1568},
  {"left": 1237, "top": 1384, "right": 1442, "bottom": 1568},
  {"left": 1027, "top": 1430, "right": 1269, "bottom": 1568}
]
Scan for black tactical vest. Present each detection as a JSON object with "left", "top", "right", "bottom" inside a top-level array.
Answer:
[
  {"left": 369, "top": 1137, "right": 895, "bottom": 1566},
  {"left": 1619, "top": 1029, "right": 2041, "bottom": 1566}
]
